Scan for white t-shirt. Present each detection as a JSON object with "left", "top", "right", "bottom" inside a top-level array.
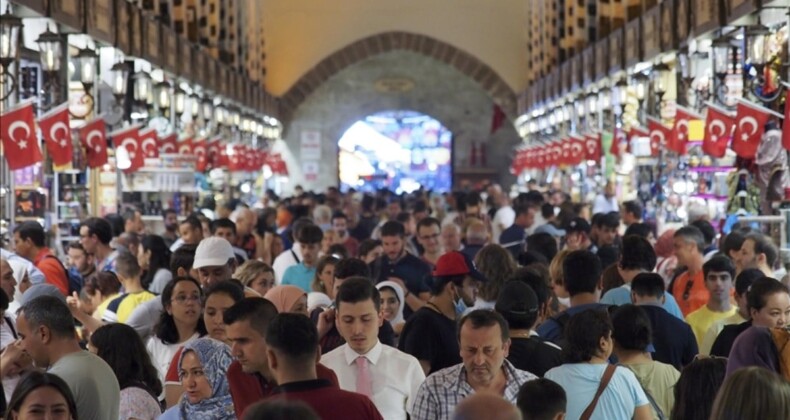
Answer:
[
  {"left": 273, "top": 243, "right": 302, "bottom": 284},
  {"left": 592, "top": 194, "right": 619, "bottom": 215},
  {"left": 492, "top": 206, "right": 516, "bottom": 244},
  {"left": 146, "top": 333, "right": 199, "bottom": 400}
]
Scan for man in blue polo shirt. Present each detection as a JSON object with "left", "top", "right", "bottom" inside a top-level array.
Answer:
[{"left": 370, "top": 221, "right": 431, "bottom": 319}]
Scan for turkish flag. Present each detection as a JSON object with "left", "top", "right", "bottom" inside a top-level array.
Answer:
[
  {"left": 570, "top": 135, "right": 585, "bottom": 166},
  {"left": 584, "top": 133, "right": 602, "bottom": 161},
  {"left": 628, "top": 125, "right": 649, "bottom": 155},
  {"left": 228, "top": 144, "right": 244, "bottom": 171},
  {"left": 192, "top": 138, "right": 208, "bottom": 172},
  {"left": 110, "top": 125, "right": 143, "bottom": 173},
  {"left": 139, "top": 128, "right": 159, "bottom": 159},
  {"left": 703, "top": 103, "right": 735, "bottom": 158},
  {"left": 647, "top": 117, "right": 672, "bottom": 157},
  {"left": 732, "top": 100, "right": 774, "bottom": 159},
  {"left": 534, "top": 147, "right": 544, "bottom": 169},
  {"left": 551, "top": 143, "right": 562, "bottom": 167},
  {"left": 206, "top": 138, "right": 222, "bottom": 168},
  {"left": 245, "top": 146, "right": 258, "bottom": 172},
  {"left": 782, "top": 86, "right": 790, "bottom": 150},
  {"left": 560, "top": 138, "right": 572, "bottom": 165},
  {"left": 160, "top": 133, "right": 178, "bottom": 154},
  {"left": 78, "top": 117, "right": 108, "bottom": 168},
  {"left": 36, "top": 102, "right": 73, "bottom": 166},
  {"left": 1, "top": 101, "right": 43, "bottom": 170},
  {"left": 178, "top": 137, "right": 193, "bottom": 155},
  {"left": 671, "top": 106, "right": 704, "bottom": 155}
]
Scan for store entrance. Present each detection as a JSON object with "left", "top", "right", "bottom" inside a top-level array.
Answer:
[{"left": 338, "top": 111, "right": 453, "bottom": 193}]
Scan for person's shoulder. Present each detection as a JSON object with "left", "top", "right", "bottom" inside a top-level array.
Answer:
[
  {"left": 424, "top": 363, "right": 463, "bottom": 385},
  {"left": 382, "top": 343, "right": 423, "bottom": 366},
  {"left": 506, "top": 360, "right": 539, "bottom": 382},
  {"left": 321, "top": 346, "right": 345, "bottom": 365}
]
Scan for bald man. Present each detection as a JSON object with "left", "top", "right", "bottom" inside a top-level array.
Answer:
[
  {"left": 441, "top": 223, "right": 463, "bottom": 252},
  {"left": 452, "top": 393, "right": 522, "bottom": 420},
  {"left": 231, "top": 207, "right": 258, "bottom": 259}
]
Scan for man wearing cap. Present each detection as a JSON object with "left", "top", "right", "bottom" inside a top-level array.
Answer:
[
  {"left": 398, "top": 251, "right": 486, "bottom": 376},
  {"left": 499, "top": 204, "right": 537, "bottom": 259},
  {"left": 496, "top": 282, "right": 561, "bottom": 377},
  {"left": 409, "top": 310, "right": 537, "bottom": 420},
  {"left": 563, "top": 217, "right": 595, "bottom": 253}
]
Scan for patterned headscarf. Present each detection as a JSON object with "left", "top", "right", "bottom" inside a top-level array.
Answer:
[{"left": 178, "top": 338, "right": 235, "bottom": 420}]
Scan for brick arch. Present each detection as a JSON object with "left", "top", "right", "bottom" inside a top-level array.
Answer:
[{"left": 278, "top": 31, "right": 517, "bottom": 123}]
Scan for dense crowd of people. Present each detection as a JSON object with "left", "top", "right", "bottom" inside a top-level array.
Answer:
[{"left": 1, "top": 184, "right": 790, "bottom": 420}]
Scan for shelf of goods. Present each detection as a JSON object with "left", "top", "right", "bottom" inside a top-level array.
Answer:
[{"left": 122, "top": 155, "right": 200, "bottom": 221}]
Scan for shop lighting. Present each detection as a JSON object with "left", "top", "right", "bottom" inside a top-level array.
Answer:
[
  {"left": 215, "top": 104, "right": 227, "bottom": 125},
  {"left": 35, "top": 24, "right": 62, "bottom": 72},
  {"left": 173, "top": 85, "right": 186, "bottom": 115},
  {"left": 711, "top": 38, "right": 731, "bottom": 79},
  {"left": 615, "top": 79, "right": 628, "bottom": 105},
  {"left": 110, "top": 61, "right": 130, "bottom": 98},
  {"left": 652, "top": 63, "right": 671, "bottom": 106},
  {"left": 155, "top": 81, "right": 171, "bottom": 111},
  {"left": 0, "top": 5, "right": 22, "bottom": 101},
  {"left": 201, "top": 97, "right": 214, "bottom": 122},
  {"left": 744, "top": 24, "right": 783, "bottom": 102},
  {"left": 133, "top": 71, "right": 153, "bottom": 104},
  {"left": 599, "top": 88, "right": 611, "bottom": 110},
  {"left": 190, "top": 93, "right": 201, "bottom": 118},
  {"left": 633, "top": 73, "right": 649, "bottom": 101},
  {"left": 586, "top": 93, "right": 598, "bottom": 114}
]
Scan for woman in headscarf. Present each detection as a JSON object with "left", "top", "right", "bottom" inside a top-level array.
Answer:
[
  {"left": 376, "top": 281, "right": 405, "bottom": 336},
  {"left": 6, "top": 259, "right": 31, "bottom": 312},
  {"left": 160, "top": 338, "right": 235, "bottom": 419},
  {"left": 264, "top": 285, "right": 308, "bottom": 316}
]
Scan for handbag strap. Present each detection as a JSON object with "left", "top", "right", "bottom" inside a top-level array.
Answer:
[{"left": 580, "top": 364, "right": 617, "bottom": 420}]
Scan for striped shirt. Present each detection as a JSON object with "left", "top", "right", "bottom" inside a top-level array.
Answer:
[{"left": 408, "top": 360, "right": 537, "bottom": 420}]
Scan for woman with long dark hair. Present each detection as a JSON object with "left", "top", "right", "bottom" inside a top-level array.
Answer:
[
  {"left": 89, "top": 323, "right": 161, "bottom": 419},
  {"left": 670, "top": 357, "right": 727, "bottom": 420},
  {"left": 4, "top": 371, "right": 78, "bottom": 420},
  {"left": 138, "top": 235, "right": 173, "bottom": 294},
  {"left": 146, "top": 277, "right": 206, "bottom": 400}
]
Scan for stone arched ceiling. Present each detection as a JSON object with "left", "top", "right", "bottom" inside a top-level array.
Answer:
[{"left": 278, "top": 31, "right": 517, "bottom": 123}]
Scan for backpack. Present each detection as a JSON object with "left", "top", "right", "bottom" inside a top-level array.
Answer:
[{"left": 45, "top": 255, "right": 84, "bottom": 296}]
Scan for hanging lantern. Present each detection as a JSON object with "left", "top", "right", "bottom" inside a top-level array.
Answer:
[
  {"left": 651, "top": 63, "right": 671, "bottom": 96},
  {"left": 155, "top": 81, "right": 171, "bottom": 110},
  {"left": 615, "top": 79, "right": 628, "bottom": 105},
  {"left": 75, "top": 46, "right": 98, "bottom": 85},
  {"left": 133, "top": 71, "right": 153, "bottom": 103},
  {"left": 202, "top": 97, "right": 214, "bottom": 122},
  {"left": 35, "top": 24, "right": 62, "bottom": 72},
  {"left": 110, "top": 61, "right": 130, "bottom": 98},
  {"left": 633, "top": 73, "right": 649, "bottom": 101},
  {"left": 0, "top": 6, "right": 23, "bottom": 64},
  {"left": 711, "top": 38, "right": 731, "bottom": 77},
  {"left": 190, "top": 93, "right": 201, "bottom": 118},
  {"left": 173, "top": 85, "right": 186, "bottom": 115},
  {"left": 745, "top": 24, "right": 770, "bottom": 67}
]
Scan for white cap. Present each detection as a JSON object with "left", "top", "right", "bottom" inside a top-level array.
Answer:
[{"left": 193, "top": 237, "right": 235, "bottom": 269}]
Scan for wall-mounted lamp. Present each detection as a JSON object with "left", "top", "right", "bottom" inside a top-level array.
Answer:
[{"left": 0, "top": 5, "right": 23, "bottom": 101}]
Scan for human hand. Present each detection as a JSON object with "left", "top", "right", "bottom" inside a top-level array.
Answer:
[
  {"left": 66, "top": 292, "right": 82, "bottom": 316},
  {"left": 1, "top": 342, "right": 31, "bottom": 377},
  {"left": 316, "top": 307, "right": 336, "bottom": 338}
]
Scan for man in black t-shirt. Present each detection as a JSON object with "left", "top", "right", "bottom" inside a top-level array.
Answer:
[
  {"left": 398, "top": 251, "right": 487, "bottom": 376},
  {"left": 496, "top": 281, "right": 561, "bottom": 377}
]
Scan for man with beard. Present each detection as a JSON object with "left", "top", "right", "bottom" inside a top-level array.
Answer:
[
  {"left": 161, "top": 209, "right": 179, "bottom": 248},
  {"left": 398, "top": 251, "right": 487, "bottom": 375},
  {"left": 332, "top": 212, "right": 359, "bottom": 256}
]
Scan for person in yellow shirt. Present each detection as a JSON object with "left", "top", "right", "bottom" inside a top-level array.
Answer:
[
  {"left": 102, "top": 251, "right": 157, "bottom": 324},
  {"left": 686, "top": 256, "right": 738, "bottom": 348}
]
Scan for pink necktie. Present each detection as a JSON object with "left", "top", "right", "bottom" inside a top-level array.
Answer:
[{"left": 355, "top": 356, "right": 373, "bottom": 398}]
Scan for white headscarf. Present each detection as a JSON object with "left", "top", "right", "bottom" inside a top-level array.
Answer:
[
  {"left": 7, "top": 259, "right": 28, "bottom": 303},
  {"left": 376, "top": 281, "right": 405, "bottom": 325}
]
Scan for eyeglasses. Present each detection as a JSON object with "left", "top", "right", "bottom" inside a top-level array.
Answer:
[{"left": 172, "top": 295, "right": 201, "bottom": 305}]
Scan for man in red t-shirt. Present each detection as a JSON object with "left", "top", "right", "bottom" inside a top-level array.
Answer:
[
  {"left": 13, "top": 221, "right": 69, "bottom": 295},
  {"left": 224, "top": 298, "right": 339, "bottom": 418},
  {"left": 332, "top": 212, "right": 359, "bottom": 257},
  {"left": 263, "top": 313, "right": 383, "bottom": 420},
  {"left": 670, "top": 226, "right": 708, "bottom": 316}
]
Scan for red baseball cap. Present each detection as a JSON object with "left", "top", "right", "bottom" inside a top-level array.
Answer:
[{"left": 432, "top": 251, "right": 488, "bottom": 282}]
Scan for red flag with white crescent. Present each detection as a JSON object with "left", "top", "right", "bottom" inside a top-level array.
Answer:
[
  {"left": 782, "top": 84, "right": 790, "bottom": 151},
  {"left": 192, "top": 138, "right": 208, "bottom": 172},
  {"left": 206, "top": 138, "right": 222, "bottom": 168},
  {"left": 610, "top": 129, "right": 625, "bottom": 157},
  {"left": 732, "top": 99, "right": 780, "bottom": 159},
  {"left": 110, "top": 125, "right": 143, "bottom": 173},
  {"left": 671, "top": 106, "right": 704, "bottom": 155},
  {"left": 647, "top": 117, "right": 672, "bottom": 157},
  {"left": 78, "top": 117, "right": 108, "bottom": 168},
  {"left": 139, "top": 128, "right": 159, "bottom": 159},
  {"left": 703, "top": 103, "right": 735, "bottom": 158},
  {"left": 178, "top": 137, "right": 193, "bottom": 155},
  {"left": 560, "top": 138, "right": 572, "bottom": 165},
  {"left": 584, "top": 132, "right": 602, "bottom": 161},
  {"left": 36, "top": 102, "right": 73, "bottom": 166},
  {"left": 229, "top": 145, "right": 244, "bottom": 171},
  {"left": 159, "top": 133, "right": 178, "bottom": 154},
  {"left": 1, "top": 101, "right": 43, "bottom": 170},
  {"left": 570, "top": 135, "right": 585, "bottom": 166}
]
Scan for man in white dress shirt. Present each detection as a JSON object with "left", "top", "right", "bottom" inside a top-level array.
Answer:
[{"left": 321, "top": 277, "right": 425, "bottom": 420}]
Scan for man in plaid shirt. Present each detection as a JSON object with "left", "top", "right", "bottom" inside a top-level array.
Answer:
[{"left": 409, "top": 310, "right": 538, "bottom": 419}]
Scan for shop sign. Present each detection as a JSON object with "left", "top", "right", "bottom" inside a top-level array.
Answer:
[
  {"left": 86, "top": 0, "right": 113, "bottom": 44},
  {"left": 50, "top": 0, "right": 84, "bottom": 32},
  {"left": 643, "top": 5, "right": 661, "bottom": 59},
  {"left": 130, "top": 7, "right": 143, "bottom": 57},
  {"left": 660, "top": 1, "right": 677, "bottom": 51},
  {"left": 608, "top": 29, "right": 624, "bottom": 76},
  {"left": 726, "top": 0, "right": 760, "bottom": 25},
  {"left": 162, "top": 26, "right": 178, "bottom": 74},
  {"left": 570, "top": 55, "right": 581, "bottom": 91},
  {"left": 693, "top": 0, "right": 724, "bottom": 37},
  {"left": 582, "top": 47, "right": 594, "bottom": 85},
  {"left": 625, "top": 19, "right": 642, "bottom": 67},
  {"left": 300, "top": 130, "right": 321, "bottom": 160},
  {"left": 144, "top": 18, "right": 163, "bottom": 68},
  {"left": 114, "top": 0, "right": 131, "bottom": 54},
  {"left": 595, "top": 40, "right": 608, "bottom": 82}
]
